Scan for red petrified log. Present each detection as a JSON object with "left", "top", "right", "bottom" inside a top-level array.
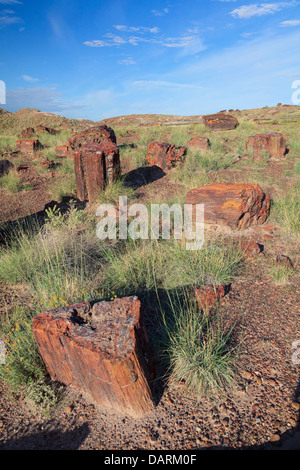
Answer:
[
  {"left": 16, "top": 139, "right": 43, "bottom": 155},
  {"left": 55, "top": 145, "right": 71, "bottom": 158},
  {"left": 246, "top": 133, "right": 286, "bottom": 160},
  {"left": 195, "top": 285, "right": 227, "bottom": 312},
  {"left": 20, "top": 127, "right": 35, "bottom": 138},
  {"left": 67, "top": 125, "right": 117, "bottom": 154},
  {"left": 186, "top": 182, "right": 270, "bottom": 229},
  {"left": 74, "top": 142, "right": 121, "bottom": 202},
  {"left": 202, "top": 113, "right": 239, "bottom": 131},
  {"left": 188, "top": 136, "right": 210, "bottom": 153},
  {"left": 241, "top": 240, "right": 264, "bottom": 260},
  {"left": 146, "top": 141, "right": 187, "bottom": 171},
  {"left": 32, "top": 297, "right": 155, "bottom": 417}
]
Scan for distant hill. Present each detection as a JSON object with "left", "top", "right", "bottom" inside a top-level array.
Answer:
[{"left": 0, "top": 108, "right": 95, "bottom": 135}]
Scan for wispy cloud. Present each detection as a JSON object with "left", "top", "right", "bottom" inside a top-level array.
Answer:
[
  {"left": 118, "top": 57, "right": 136, "bottom": 65},
  {"left": 151, "top": 8, "right": 169, "bottom": 16},
  {"left": 0, "top": 0, "right": 22, "bottom": 4},
  {"left": 114, "top": 25, "right": 159, "bottom": 33},
  {"left": 22, "top": 74, "right": 39, "bottom": 83},
  {"left": 230, "top": 2, "right": 298, "bottom": 19},
  {"left": 281, "top": 19, "right": 300, "bottom": 26}
]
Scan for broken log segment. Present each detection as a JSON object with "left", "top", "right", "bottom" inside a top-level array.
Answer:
[{"left": 32, "top": 296, "right": 155, "bottom": 417}]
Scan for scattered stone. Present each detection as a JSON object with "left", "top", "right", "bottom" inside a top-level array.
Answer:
[
  {"left": 276, "top": 254, "right": 294, "bottom": 270},
  {"left": 202, "top": 113, "right": 239, "bottom": 131},
  {"left": 16, "top": 139, "right": 43, "bottom": 155},
  {"left": 246, "top": 133, "right": 287, "bottom": 160},
  {"left": 291, "top": 402, "right": 300, "bottom": 411},
  {"left": 188, "top": 136, "right": 210, "bottom": 153},
  {"left": 74, "top": 142, "right": 121, "bottom": 202},
  {"left": 0, "top": 159, "right": 14, "bottom": 176},
  {"left": 32, "top": 296, "right": 155, "bottom": 417},
  {"left": 20, "top": 127, "right": 35, "bottom": 138},
  {"left": 195, "top": 285, "right": 227, "bottom": 312},
  {"left": 241, "top": 241, "right": 264, "bottom": 260},
  {"left": 146, "top": 141, "right": 187, "bottom": 171},
  {"left": 186, "top": 182, "right": 271, "bottom": 229},
  {"left": 270, "top": 434, "right": 281, "bottom": 443},
  {"left": 36, "top": 125, "right": 59, "bottom": 135},
  {"left": 55, "top": 145, "right": 71, "bottom": 158}
]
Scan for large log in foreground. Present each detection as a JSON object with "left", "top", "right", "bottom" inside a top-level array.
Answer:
[{"left": 32, "top": 297, "right": 155, "bottom": 417}]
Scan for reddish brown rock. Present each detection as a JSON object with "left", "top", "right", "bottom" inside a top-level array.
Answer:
[
  {"left": 188, "top": 136, "right": 210, "bottom": 153},
  {"left": 16, "top": 139, "right": 43, "bottom": 155},
  {"left": 36, "top": 125, "right": 59, "bottom": 135},
  {"left": 146, "top": 141, "right": 187, "bottom": 171},
  {"left": 20, "top": 127, "right": 35, "bottom": 138},
  {"left": 246, "top": 133, "right": 286, "bottom": 160},
  {"left": 68, "top": 125, "right": 116, "bottom": 154},
  {"left": 202, "top": 113, "right": 239, "bottom": 131},
  {"left": 32, "top": 297, "right": 155, "bottom": 417},
  {"left": 74, "top": 142, "right": 121, "bottom": 202},
  {"left": 186, "top": 182, "right": 271, "bottom": 229},
  {"left": 195, "top": 285, "right": 227, "bottom": 312},
  {"left": 241, "top": 240, "right": 264, "bottom": 260},
  {"left": 55, "top": 145, "right": 71, "bottom": 158}
]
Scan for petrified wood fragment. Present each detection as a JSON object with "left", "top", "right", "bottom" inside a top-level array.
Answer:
[
  {"left": 246, "top": 133, "right": 286, "bottom": 160},
  {"left": 146, "top": 141, "right": 187, "bottom": 171},
  {"left": 186, "top": 182, "right": 270, "bottom": 229},
  {"left": 188, "top": 136, "right": 210, "bottom": 153},
  {"left": 74, "top": 142, "right": 121, "bottom": 202},
  {"left": 202, "top": 113, "right": 239, "bottom": 131},
  {"left": 16, "top": 139, "right": 43, "bottom": 155},
  {"left": 32, "top": 297, "right": 155, "bottom": 417}
]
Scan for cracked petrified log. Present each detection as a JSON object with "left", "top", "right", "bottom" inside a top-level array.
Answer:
[
  {"left": 74, "top": 142, "right": 121, "bottom": 202},
  {"left": 146, "top": 141, "right": 187, "bottom": 171},
  {"left": 20, "top": 127, "right": 36, "bottom": 138},
  {"left": 188, "top": 136, "right": 210, "bottom": 153},
  {"left": 202, "top": 113, "right": 239, "bottom": 131},
  {"left": 32, "top": 296, "right": 155, "bottom": 417},
  {"left": 67, "top": 124, "right": 117, "bottom": 154},
  {"left": 0, "top": 159, "right": 14, "bottom": 176},
  {"left": 16, "top": 139, "right": 43, "bottom": 155},
  {"left": 186, "top": 182, "right": 271, "bottom": 229},
  {"left": 246, "top": 133, "right": 287, "bottom": 160}
]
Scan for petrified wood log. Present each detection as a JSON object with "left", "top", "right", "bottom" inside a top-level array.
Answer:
[
  {"left": 186, "top": 182, "right": 270, "bottom": 229},
  {"left": 202, "top": 113, "right": 239, "bottom": 131},
  {"left": 32, "top": 296, "right": 155, "bottom": 417},
  {"left": 20, "top": 127, "right": 35, "bottom": 138},
  {"left": 68, "top": 124, "right": 117, "bottom": 154},
  {"left": 16, "top": 139, "right": 43, "bottom": 155},
  {"left": 74, "top": 142, "right": 121, "bottom": 202},
  {"left": 146, "top": 141, "right": 187, "bottom": 171},
  {"left": 246, "top": 133, "right": 286, "bottom": 160},
  {"left": 188, "top": 136, "right": 210, "bottom": 153}
]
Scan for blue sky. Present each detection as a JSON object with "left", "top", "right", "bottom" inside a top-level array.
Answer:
[{"left": 0, "top": 0, "right": 300, "bottom": 120}]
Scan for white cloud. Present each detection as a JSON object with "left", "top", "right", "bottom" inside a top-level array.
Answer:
[
  {"left": 114, "top": 25, "right": 159, "bottom": 34},
  {"left": 281, "top": 19, "right": 300, "bottom": 25},
  {"left": 0, "top": 13, "right": 21, "bottom": 25},
  {"left": 22, "top": 74, "right": 39, "bottom": 83},
  {"left": 151, "top": 8, "right": 169, "bottom": 16},
  {"left": 118, "top": 57, "right": 136, "bottom": 65},
  {"left": 231, "top": 2, "right": 297, "bottom": 19},
  {"left": 0, "top": 1, "right": 22, "bottom": 4}
]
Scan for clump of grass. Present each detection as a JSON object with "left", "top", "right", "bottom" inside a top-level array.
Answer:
[
  {"left": 269, "top": 262, "right": 294, "bottom": 285},
  {"left": 51, "top": 175, "right": 76, "bottom": 202},
  {"left": 274, "top": 185, "right": 300, "bottom": 235},
  {"left": 0, "top": 205, "right": 103, "bottom": 308},
  {"left": 97, "top": 178, "right": 135, "bottom": 205},
  {"left": 165, "top": 238, "right": 244, "bottom": 289},
  {"left": 160, "top": 293, "right": 238, "bottom": 400},
  {"left": 0, "top": 169, "right": 23, "bottom": 193}
]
